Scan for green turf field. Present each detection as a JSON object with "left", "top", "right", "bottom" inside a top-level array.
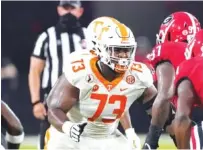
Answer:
[{"left": 20, "top": 134, "right": 177, "bottom": 149}]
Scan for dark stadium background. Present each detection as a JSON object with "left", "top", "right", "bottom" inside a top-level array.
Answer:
[{"left": 2, "top": 1, "right": 203, "bottom": 135}]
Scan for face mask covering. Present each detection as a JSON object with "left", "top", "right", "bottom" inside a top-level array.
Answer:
[{"left": 59, "top": 13, "right": 81, "bottom": 29}]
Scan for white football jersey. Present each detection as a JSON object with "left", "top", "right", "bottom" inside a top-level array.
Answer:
[{"left": 63, "top": 51, "right": 153, "bottom": 138}]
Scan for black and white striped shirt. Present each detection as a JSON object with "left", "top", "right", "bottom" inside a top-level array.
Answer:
[{"left": 32, "top": 26, "right": 87, "bottom": 92}]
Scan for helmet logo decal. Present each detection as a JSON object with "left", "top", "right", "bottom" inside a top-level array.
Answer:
[
  {"left": 157, "top": 20, "right": 175, "bottom": 43},
  {"left": 93, "top": 21, "right": 109, "bottom": 40},
  {"left": 162, "top": 15, "right": 173, "bottom": 25},
  {"left": 93, "top": 21, "right": 104, "bottom": 32}
]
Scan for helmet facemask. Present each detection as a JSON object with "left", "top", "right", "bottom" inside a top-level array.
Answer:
[{"left": 100, "top": 45, "right": 136, "bottom": 74}]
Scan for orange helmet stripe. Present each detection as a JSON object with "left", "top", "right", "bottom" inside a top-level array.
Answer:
[{"left": 110, "top": 18, "right": 128, "bottom": 41}]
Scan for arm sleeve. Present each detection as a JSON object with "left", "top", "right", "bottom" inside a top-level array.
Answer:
[{"left": 32, "top": 32, "right": 48, "bottom": 60}]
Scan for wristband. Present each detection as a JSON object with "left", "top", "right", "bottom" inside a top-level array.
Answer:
[
  {"left": 32, "top": 100, "right": 41, "bottom": 107},
  {"left": 5, "top": 132, "right": 24, "bottom": 144}
]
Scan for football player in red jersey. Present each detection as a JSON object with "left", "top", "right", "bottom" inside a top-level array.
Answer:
[
  {"left": 174, "top": 57, "right": 203, "bottom": 149},
  {"left": 143, "top": 11, "right": 201, "bottom": 149},
  {"left": 173, "top": 29, "right": 203, "bottom": 149},
  {"left": 185, "top": 29, "right": 203, "bottom": 59}
]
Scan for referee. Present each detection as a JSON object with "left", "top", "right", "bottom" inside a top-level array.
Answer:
[{"left": 28, "top": 1, "right": 86, "bottom": 149}]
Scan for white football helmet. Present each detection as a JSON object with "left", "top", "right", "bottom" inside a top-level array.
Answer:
[{"left": 87, "top": 16, "right": 137, "bottom": 73}]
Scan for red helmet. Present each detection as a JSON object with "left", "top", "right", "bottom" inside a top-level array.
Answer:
[
  {"left": 156, "top": 11, "right": 201, "bottom": 44},
  {"left": 185, "top": 29, "right": 203, "bottom": 59}
]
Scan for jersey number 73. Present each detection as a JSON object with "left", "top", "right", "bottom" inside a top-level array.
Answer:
[{"left": 88, "top": 93, "right": 127, "bottom": 123}]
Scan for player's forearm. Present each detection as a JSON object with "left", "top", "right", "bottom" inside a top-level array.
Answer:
[
  {"left": 152, "top": 62, "right": 175, "bottom": 127},
  {"left": 151, "top": 95, "right": 171, "bottom": 127},
  {"left": 120, "top": 111, "right": 132, "bottom": 130},
  {"left": 174, "top": 115, "right": 191, "bottom": 149},
  {"left": 28, "top": 70, "right": 41, "bottom": 103},
  {"left": 48, "top": 108, "right": 70, "bottom": 132},
  {"left": 1, "top": 101, "right": 24, "bottom": 135},
  {"left": 142, "top": 93, "right": 170, "bottom": 149}
]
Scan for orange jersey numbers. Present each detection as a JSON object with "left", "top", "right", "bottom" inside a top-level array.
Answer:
[
  {"left": 71, "top": 59, "right": 85, "bottom": 72},
  {"left": 88, "top": 93, "right": 127, "bottom": 123},
  {"left": 131, "top": 63, "right": 143, "bottom": 72}
]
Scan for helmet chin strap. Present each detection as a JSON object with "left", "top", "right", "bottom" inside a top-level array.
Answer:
[
  {"left": 100, "top": 56, "right": 118, "bottom": 73},
  {"left": 97, "top": 60, "right": 103, "bottom": 72}
]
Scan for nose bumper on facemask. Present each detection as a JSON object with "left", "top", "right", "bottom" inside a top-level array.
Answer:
[{"left": 114, "top": 58, "right": 131, "bottom": 73}]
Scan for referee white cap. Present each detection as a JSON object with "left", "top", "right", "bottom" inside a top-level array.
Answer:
[{"left": 59, "top": 0, "right": 81, "bottom": 8}]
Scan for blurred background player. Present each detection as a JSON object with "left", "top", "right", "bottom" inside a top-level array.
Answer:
[
  {"left": 28, "top": 0, "right": 86, "bottom": 149},
  {"left": 1, "top": 56, "right": 23, "bottom": 149},
  {"left": 46, "top": 17, "right": 157, "bottom": 150},
  {"left": 174, "top": 29, "right": 203, "bottom": 149},
  {"left": 1, "top": 100, "right": 24, "bottom": 149},
  {"left": 143, "top": 11, "right": 201, "bottom": 149},
  {"left": 1, "top": 57, "right": 18, "bottom": 106}
]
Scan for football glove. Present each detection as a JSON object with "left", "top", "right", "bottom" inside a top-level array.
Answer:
[
  {"left": 62, "top": 121, "right": 87, "bottom": 142},
  {"left": 125, "top": 128, "right": 141, "bottom": 150}
]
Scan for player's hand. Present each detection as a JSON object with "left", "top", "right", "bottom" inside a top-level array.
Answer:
[
  {"left": 33, "top": 102, "right": 47, "bottom": 120},
  {"left": 125, "top": 128, "right": 141, "bottom": 150},
  {"left": 62, "top": 121, "right": 87, "bottom": 142}
]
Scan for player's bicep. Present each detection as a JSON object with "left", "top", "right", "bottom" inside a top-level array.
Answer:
[
  {"left": 156, "top": 62, "right": 175, "bottom": 99},
  {"left": 47, "top": 74, "right": 79, "bottom": 113}
]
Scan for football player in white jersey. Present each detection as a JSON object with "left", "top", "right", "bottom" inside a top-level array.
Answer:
[{"left": 46, "top": 17, "right": 157, "bottom": 150}]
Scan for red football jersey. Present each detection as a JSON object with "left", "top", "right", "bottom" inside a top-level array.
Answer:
[
  {"left": 147, "top": 42, "right": 187, "bottom": 70},
  {"left": 175, "top": 56, "right": 203, "bottom": 107}
]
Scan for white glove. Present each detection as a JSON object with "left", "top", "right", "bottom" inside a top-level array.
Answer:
[
  {"left": 62, "top": 121, "right": 87, "bottom": 142},
  {"left": 125, "top": 128, "right": 141, "bottom": 150}
]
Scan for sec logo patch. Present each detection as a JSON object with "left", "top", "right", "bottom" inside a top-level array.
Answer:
[
  {"left": 92, "top": 84, "right": 99, "bottom": 92},
  {"left": 126, "top": 75, "right": 135, "bottom": 84}
]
